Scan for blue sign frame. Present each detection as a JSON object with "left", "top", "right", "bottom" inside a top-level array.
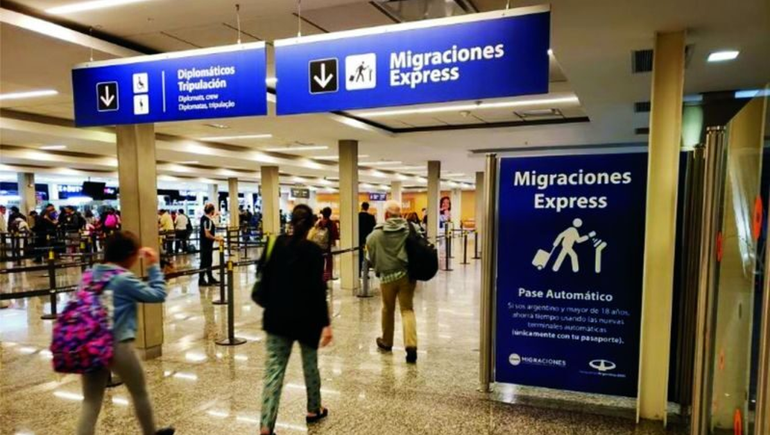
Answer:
[
  {"left": 274, "top": 7, "right": 550, "bottom": 115},
  {"left": 494, "top": 152, "right": 648, "bottom": 397},
  {"left": 72, "top": 43, "right": 267, "bottom": 127}
]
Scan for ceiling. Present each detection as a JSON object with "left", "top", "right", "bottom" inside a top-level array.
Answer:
[{"left": 1, "top": 0, "right": 768, "bottom": 192}]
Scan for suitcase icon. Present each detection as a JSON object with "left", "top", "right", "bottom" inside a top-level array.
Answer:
[{"left": 532, "top": 248, "right": 554, "bottom": 270}]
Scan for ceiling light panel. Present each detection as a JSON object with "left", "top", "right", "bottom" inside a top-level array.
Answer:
[
  {"left": 354, "top": 95, "right": 580, "bottom": 118},
  {"left": 707, "top": 50, "right": 740, "bottom": 62},
  {"left": 47, "top": 0, "right": 151, "bottom": 14},
  {"left": 264, "top": 145, "right": 329, "bottom": 152},
  {"left": 200, "top": 134, "right": 272, "bottom": 141},
  {"left": 0, "top": 89, "right": 58, "bottom": 101}
]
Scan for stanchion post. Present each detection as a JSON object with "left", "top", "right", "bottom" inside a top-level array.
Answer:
[
  {"left": 461, "top": 231, "right": 470, "bottom": 265},
  {"left": 213, "top": 243, "right": 227, "bottom": 305},
  {"left": 216, "top": 259, "right": 246, "bottom": 346},
  {"left": 473, "top": 230, "right": 481, "bottom": 260},
  {"left": 41, "top": 248, "right": 57, "bottom": 320},
  {"left": 242, "top": 227, "right": 249, "bottom": 260},
  {"left": 358, "top": 248, "right": 373, "bottom": 298},
  {"left": 444, "top": 232, "right": 453, "bottom": 272}
]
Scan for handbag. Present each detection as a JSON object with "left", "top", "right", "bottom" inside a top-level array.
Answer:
[{"left": 251, "top": 235, "right": 277, "bottom": 307}]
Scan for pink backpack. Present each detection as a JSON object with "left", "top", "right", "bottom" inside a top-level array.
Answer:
[
  {"left": 104, "top": 214, "right": 118, "bottom": 229},
  {"left": 50, "top": 269, "right": 122, "bottom": 374}
]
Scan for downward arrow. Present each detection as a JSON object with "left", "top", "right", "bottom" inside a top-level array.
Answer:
[
  {"left": 100, "top": 86, "right": 115, "bottom": 107},
  {"left": 313, "top": 63, "right": 334, "bottom": 89}
]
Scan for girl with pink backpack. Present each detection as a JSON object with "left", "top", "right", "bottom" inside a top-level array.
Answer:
[{"left": 51, "top": 231, "right": 174, "bottom": 435}]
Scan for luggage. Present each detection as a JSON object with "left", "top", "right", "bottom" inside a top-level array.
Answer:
[
  {"left": 405, "top": 224, "right": 438, "bottom": 281},
  {"left": 532, "top": 247, "right": 554, "bottom": 270},
  {"left": 50, "top": 269, "right": 122, "bottom": 374}
]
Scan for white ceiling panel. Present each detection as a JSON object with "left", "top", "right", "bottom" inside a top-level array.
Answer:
[
  {"left": 301, "top": 2, "right": 396, "bottom": 32},
  {"left": 162, "top": 23, "right": 260, "bottom": 48},
  {"left": 241, "top": 14, "right": 326, "bottom": 42}
]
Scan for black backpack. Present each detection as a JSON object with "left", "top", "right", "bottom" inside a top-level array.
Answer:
[{"left": 405, "top": 224, "right": 438, "bottom": 281}]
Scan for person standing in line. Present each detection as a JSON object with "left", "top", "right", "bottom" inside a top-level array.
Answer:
[
  {"left": 358, "top": 202, "right": 376, "bottom": 274},
  {"left": 0, "top": 205, "right": 7, "bottom": 234},
  {"left": 158, "top": 209, "right": 175, "bottom": 255},
  {"left": 316, "top": 207, "right": 339, "bottom": 282},
  {"left": 174, "top": 209, "right": 190, "bottom": 253},
  {"left": 367, "top": 200, "right": 419, "bottom": 364},
  {"left": 74, "top": 231, "right": 174, "bottom": 435},
  {"left": 199, "top": 203, "right": 223, "bottom": 286},
  {"left": 258, "top": 204, "right": 332, "bottom": 435}
]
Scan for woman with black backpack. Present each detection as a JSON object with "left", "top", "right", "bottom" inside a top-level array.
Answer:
[{"left": 256, "top": 204, "right": 333, "bottom": 435}]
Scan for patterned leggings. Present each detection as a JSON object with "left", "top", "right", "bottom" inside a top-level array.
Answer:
[{"left": 260, "top": 334, "right": 322, "bottom": 431}]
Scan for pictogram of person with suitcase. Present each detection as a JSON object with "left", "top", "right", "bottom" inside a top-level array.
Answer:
[{"left": 533, "top": 218, "right": 607, "bottom": 273}]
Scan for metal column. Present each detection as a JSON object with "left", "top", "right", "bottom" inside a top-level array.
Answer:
[{"left": 479, "top": 154, "right": 498, "bottom": 392}]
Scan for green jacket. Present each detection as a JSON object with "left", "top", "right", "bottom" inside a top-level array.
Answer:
[{"left": 366, "top": 217, "right": 416, "bottom": 277}]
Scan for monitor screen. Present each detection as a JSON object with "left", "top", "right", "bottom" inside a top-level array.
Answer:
[{"left": 82, "top": 181, "right": 106, "bottom": 200}]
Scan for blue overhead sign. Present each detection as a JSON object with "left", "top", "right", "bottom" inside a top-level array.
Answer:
[
  {"left": 274, "top": 7, "right": 550, "bottom": 115},
  {"left": 494, "top": 152, "right": 648, "bottom": 397},
  {"left": 72, "top": 43, "right": 267, "bottom": 127}
]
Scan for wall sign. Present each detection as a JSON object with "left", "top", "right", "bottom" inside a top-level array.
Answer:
[
  {"left": 274, "top": 7, "right": 550, "bottom": 115},
  {"left": 368, "top": 192, "right": 388, "bottom": 202},
  {"left": 495, "top": 152, "right": 648, "bottom": 397},
  {"left": 72, "top": 43, "right": 267, "bottom": 127},
  {"left": 291, "top": 188, "right": 311, "bottom": 199}
]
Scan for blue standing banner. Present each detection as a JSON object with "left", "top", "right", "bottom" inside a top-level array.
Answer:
[
  {"left": 72, "top": 42, "right": 267, "bottom": 127},
  {"left": 495, "top": 152, "right": 648, "bottom": 397},
  {"left": 274, "top": 7, "right": 550, "bottom": 115}
]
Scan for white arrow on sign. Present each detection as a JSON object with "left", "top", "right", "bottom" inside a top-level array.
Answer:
[
  {"left": 313, "top": 63, "right": 334, "bottom": 89},
  {"left": 100, "top": 86, "right": 115, "bottom": 107}
]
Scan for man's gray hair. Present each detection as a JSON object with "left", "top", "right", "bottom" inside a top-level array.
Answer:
[{"left": 385, "top": 200, "right": 402, "bottom": 217}]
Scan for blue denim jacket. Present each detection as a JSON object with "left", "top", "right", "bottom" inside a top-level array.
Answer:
[{"left": 90, "top": 263, "right": 167, "bottom": 342}]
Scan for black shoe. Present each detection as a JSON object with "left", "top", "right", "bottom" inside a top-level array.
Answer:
[
  {"left": 406, "top": 347, "right": 418, "bottom": 364},
  {"left": 376, "top": 338, "right": 392, "bottom": 352},
  {"left": 306, "top": 407, "right": 329, "bottom": 423},
  {"left": 156, "top": 428, "right": 175, "bottom": 435},
  {"left": 208, "top": 277, "right": 220, "bottom": 285},
  {"left": 198, "top": 279, "right": 209, "bottom": 286}
]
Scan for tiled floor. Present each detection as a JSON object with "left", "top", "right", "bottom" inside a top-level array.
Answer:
[{"left": 1, "top": 248, "right": 688, "bottom": 435}]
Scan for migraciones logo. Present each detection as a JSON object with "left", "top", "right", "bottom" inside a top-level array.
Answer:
[
  {"left": 508, "top": 352, "right": 566, "bottom": 368},
  {"left": 589, "top": 359, "right": 617, "bottom": 372}
]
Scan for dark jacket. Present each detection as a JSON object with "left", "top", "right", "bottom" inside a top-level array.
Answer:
[
  {"left": 358, "top": 211, "right": 376, "bottom": 245},
  {"left": 261, "top": 235, "right": 330, "bottom": 348}
]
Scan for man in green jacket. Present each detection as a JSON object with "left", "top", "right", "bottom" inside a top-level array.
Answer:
[{"left": 366, "top": 200, "right": 418, "bottom": 364}]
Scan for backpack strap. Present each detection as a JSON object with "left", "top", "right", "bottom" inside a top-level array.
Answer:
[{"left": 82, "top": 268, "right": 124, "bottom": 295}]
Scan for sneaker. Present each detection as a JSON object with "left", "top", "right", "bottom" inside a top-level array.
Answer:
[
  {"left": 155, "top": 428, "right": 175, "bottom": 435},
  {"left": 376, "top": 337, "right": 392, "bottom": 352},
  {"left": 406, "top": 347, "right": 417, "bottom": 364}
]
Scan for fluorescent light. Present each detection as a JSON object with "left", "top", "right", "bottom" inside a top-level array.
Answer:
[
  {"left": 40, "top": 145, "right": 67, "bottom": 150},
  {"left": 547, "top": 48, "right": 554, "bottom": 56},
  {"left": 707, "top": 50, "right": 739, "bottom": 62},
  {"left": 735, "top": 89, "right": 770, "bottom": 99},
  {"left": 200, "top": 134, "right": 272, "bottom": 141},
  {"left": 360, "top": 161, "right": 403, "bottom": 166},
  {"left": 315, "top": 155, "right": 369, "bottom": 160},
  {"left": 178, "top": 160, "right": 199, "bottom": 164},
  {"left": 390, "top": 166, "right": 425, "bottom": 171},
  {"left": 47, "top": 0, "right": 150, "bottom": 14},
  {"left": 356, "top": 95, "right": 580, "bottom": 118},
  {"left": 264, "top": 145, "right": 328, "bottom": 152},
  {"left": 205, "top": 123, "right": 230, "bottom": 129},
  {"left": 0, "top": 89, "right": 58, "bottom": 101}
]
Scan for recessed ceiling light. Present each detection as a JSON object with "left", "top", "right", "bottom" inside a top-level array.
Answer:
[
  {"left": 707, "top": 50, "right": 739, "bottom": 62},
  {"left": 47, "top": 0, "right": 151, "bottom": 14},
  {"left": 0, "top": 89, "right": 58, "bottom": 101},
  {"left": 360, "top": 161, "right": 403, "bottom": 166},
  {"left": 355, "top": 95, "right": 580, "bottom": 118},
  {"left": 547, "top": 48, "right": 554, "bottom": 56},
  {"left": 200, "top": 134, "right": 272, "bottom": 141},
  {"left": 315, "top": 155, "right": 370, "bottom": 160},
  {"left": 264, "top": 145, "right": 329, "bottom": 152},
  {"left": 205, "top": 123, "right": 230, "bottom": 129},
  {"left": 178, "top": 161, "right": 199, "bottom": 164},
  {"left": 40, "top": 145, "right": 67, "bottom": 150}
]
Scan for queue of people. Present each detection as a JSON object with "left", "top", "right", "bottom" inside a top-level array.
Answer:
[{"left": 52, "top": 199, "right": 434, "bottom": 434}]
